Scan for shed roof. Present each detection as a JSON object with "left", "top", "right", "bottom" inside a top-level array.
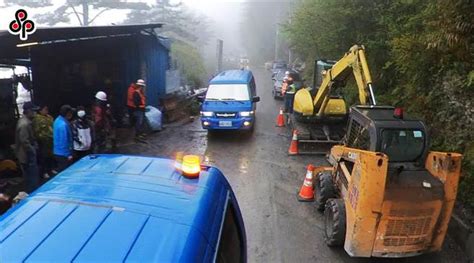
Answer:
[
  {"left": 0, "top": 23, "right": 163, "bottom": 60},
  {"left": 0, "top": 154, "right": 230, "bottom": 262},
  {"left": 210, "top": 69, "right": 253, "bottom": 85}
]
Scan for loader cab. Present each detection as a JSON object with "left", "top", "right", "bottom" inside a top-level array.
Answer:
[{"left": 344, "top": 105, "right": 429, "bottom": 166}]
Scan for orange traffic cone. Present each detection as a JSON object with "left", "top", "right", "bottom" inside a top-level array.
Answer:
[
  {"left": 276, "top": 107, "right": 285, "bottom": 127},
  {"left": 288, "top": 130, "right": 298, "bottom": 155},
  {"left": 297, "top": 164, "right": 315, "bottom": 202}
]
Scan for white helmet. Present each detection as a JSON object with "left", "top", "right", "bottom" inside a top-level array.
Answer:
[
  {"left": 95, "top": 91, "right": 107, "bottom": 101},
  {"left": 136, "top": 79, "right": 146, "bottom": 86}
]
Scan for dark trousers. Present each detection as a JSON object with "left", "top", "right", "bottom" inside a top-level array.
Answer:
[
  {"left": 284, "top": 93, "right": 295, "bottom": 113},
  {"left": 94, "top": 130, "right": 107, "bottom": 154},
  {"left": 21, "top": 152, "right": 40, "bottom": 193},
  {"left": 54, "top": 155, "right": 72, "bottom": 173},
  {"left": 133, "top": 110, "right": 145, "bottom": 137},
  {"left": 74, "top": 150, "right": 91, "bottom": 161},
  {"left": 37, "top": 150, "right": 55, "bottom": 176},
  {"left": 128, "top": 107, "right": 136, "bottom": 127}
]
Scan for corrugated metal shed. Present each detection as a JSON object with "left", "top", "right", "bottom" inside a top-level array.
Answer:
[{"left": 0, "top": 24, "right": 170, "bottom": 111}]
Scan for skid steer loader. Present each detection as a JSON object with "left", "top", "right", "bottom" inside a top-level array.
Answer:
[{"left": 313, "top": 105, "right": 463, "bottom": 258}]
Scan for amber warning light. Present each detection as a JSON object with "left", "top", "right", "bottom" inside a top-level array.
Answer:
[{"left": 175, "top": 154, "right": 201, "bottom": 178}]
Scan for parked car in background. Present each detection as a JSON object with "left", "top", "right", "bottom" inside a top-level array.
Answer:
[
  {"left": 264, "top": 61, "right": 273, "bottom": 70},
  {"left": 272, "top": 70, "right": 304, "bottom": 100},
  {"left": 240, "top": 57, "right": 250, "bottom": 70},
  {"left": 271, "top": 60, "right": 287, "bottom": 75},
  {"left": 272, "top": 70, "right": 286, "bottom": 99}
]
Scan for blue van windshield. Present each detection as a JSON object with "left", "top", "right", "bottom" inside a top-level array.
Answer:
[{"left": 206, "top": 84, "right": 250, "bottom": 101}]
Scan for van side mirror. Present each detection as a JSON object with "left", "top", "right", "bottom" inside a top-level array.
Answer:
[
  {"left": 197, "top": 95, "right": 205, "bottom": 102},
  {"left": 252, "top": 96, "right": 260, "bottom": 103}
]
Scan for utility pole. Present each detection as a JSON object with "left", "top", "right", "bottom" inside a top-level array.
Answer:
[
  {"left": 288, "top": 1, "right": 294, "bottom": 65},
  {"left": 82, "top": 0, "right": 89, "bottom": 26},
  {"left": 274, "top": 28, "right": 279, "bottom": 61},
  {"left": 216, "top": 39, "right": 223, "bottom": 73}
]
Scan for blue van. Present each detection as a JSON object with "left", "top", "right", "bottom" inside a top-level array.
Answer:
[
  {"left": 200, "top": 70, "right": 260, "bottom": 131},
  {"left": 0, "top": 155, "right": 246, "bottom": 262}
]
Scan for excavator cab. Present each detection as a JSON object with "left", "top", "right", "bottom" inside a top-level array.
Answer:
[
  {"left": 312, "top": 60, "right": 336, "bottom": 91},
  {"left": 315, "top": 105, "right": 462, "bottom": 258}
]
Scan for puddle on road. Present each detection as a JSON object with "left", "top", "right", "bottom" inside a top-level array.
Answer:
[
  {"left": 203, "top": 155, "right": 212, "bottom": 165},
  {"left": 239, "top": 157, "right": 249, "bottom": 174}
]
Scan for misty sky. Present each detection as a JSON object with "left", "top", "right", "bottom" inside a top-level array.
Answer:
[
  {"left": 0, "top": 0, "right": 247, "bottom": 29},
  {"left": 0, "top": 1, "right": 247, "bottom": 48},
  {"left": 0, "top": 0, "right": 252, "bottom": 58},
  {"left": 0, "top": 0, "right": 291, "bottom": 71}
]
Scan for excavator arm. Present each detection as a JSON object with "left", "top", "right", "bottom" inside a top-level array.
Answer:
[{"left": 294, "top": 45, "right": 377, "bottom": 117}]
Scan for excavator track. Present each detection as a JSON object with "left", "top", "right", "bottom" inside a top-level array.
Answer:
[{"left": 288, "top": 114, "right": 345, "bottom": 155}]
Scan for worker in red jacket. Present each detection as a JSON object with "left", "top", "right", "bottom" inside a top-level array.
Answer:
[
  {"left": 92, "top": 91, "right": 111, "bottom": 152},
  {"left": 127, "top": 79, "right": 147, "bottom": 142}
]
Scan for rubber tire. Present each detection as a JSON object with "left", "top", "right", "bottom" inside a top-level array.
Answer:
[
  {"left": 324, "top": 198, "right": 346, "bottom": 247},
  {"left": 315, "top": 171, "right": 336, "bottom": 211},
  {"left": 207, "top": 129, "right": 216, "bottom": 137},
  {"left": 246, "top": 123, "right": 255, "bottom": 135}
]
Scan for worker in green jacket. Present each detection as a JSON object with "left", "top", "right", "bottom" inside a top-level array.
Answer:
[
  {"left": 285, "top": 81, "right": 296, "bottom": 113},
  {"left": 33, "top": 105, "right": 56, "bottom": 179}
]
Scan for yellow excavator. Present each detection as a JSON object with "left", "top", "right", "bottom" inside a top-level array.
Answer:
[{"left": 290, "top": 45, "right": 376, "bottom": 154}]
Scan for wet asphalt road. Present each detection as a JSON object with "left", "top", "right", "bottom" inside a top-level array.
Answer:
[{"left": 116, "top": 68, "right": 468, "bottom": 263}]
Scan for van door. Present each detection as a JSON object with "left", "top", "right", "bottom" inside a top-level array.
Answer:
[
  {"left": 216, "top": 200, "right": 246, "bottom": 263},
  {"left": 250, "top": 76, "right": 257, "bottom": 110}
]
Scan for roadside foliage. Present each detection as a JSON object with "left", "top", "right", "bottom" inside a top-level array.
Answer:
[
  {"left": 171, "top": 41, "right": 207, "bottom": 88},
  {"left": 284, "top": 0, "right": 474, "bottom": 208}
]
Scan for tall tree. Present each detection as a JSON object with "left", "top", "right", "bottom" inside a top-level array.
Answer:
[
  {"left": 125, "top": 0, "right": 212, "bottom": 46},
  {"left": 125, "top": 1, "right": 211, "bottom": 87},
  {"left": 283, "top": 0, "right": 392, "bottom": 91},
  {"left": 240, "top": 1, "right": 294, "bottom": 65},
  {"left": 4, "top": 0, "right": 148, "bottom": 26}
]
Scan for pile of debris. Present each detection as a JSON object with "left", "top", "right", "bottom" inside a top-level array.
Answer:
[{"left": 160, "top": 87, "right": 206, "bottom": 123}]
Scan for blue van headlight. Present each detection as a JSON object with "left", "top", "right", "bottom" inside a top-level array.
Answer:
[
  {"left": 200, "top": 111, "right": 214, "bottom": 117},
  {"left": 240, "top": 111, "right": 254, "bottom": 117}
]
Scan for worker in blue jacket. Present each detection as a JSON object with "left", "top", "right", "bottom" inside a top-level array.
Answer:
[{"left": 53, "top": 105, "right": 74, "bottom": 172}]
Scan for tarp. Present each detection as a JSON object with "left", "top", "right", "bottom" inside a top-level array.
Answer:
[{"left": 145, "top": 105, "right": 162, "bottom": 131}]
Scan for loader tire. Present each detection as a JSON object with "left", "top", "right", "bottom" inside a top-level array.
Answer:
[
  {"left": 324, "top": 198, "right": 346, "bottom": 247},
  {"left": 315, "top": 171, "right": 335, "bottom": 211}
]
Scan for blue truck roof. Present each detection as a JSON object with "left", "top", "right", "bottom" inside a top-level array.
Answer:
[
  {"left": 209, "top": 70, "right": 253, "bottom": 85},
  {"left": 0, "top": 154, "right": 242, "bottom": 262}
]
